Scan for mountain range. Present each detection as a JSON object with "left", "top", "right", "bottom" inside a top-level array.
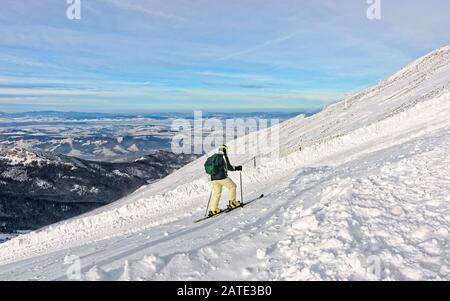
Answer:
[{"left": 0, "top": 147, "right": 198, "bottom": 233}]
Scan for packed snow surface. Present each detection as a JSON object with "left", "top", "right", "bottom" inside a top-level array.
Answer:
[{"left": 0, "top": 46, "right": 450, "bottom": 280}]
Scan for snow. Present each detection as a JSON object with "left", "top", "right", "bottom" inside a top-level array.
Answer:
[
  {"left": 112, "top": 170, "right": 130, "bottom": 178},
  {"left": 0, "top": 46, "right": 449, "bottom": 280},
  {"left": 58, "top": 138, "right": 74, "bottom": 146},
  {"left": 35, "top": 179, "right": 53, "bottom": 189},
  {"left": 0, "top": 147, "right": 47, "bottom": 166},
  {"left": 93, "top": 147, "right": 116, "bottom": 158},
  {"left": 66, "top": 148, "right": 83, "bottom": 158},
  {"left": 69, "top": 184, "right": 99, "bottom": 196},
  {"left": 1, "top": 167, "right": 30, "bottom": 182},
  {"left": 128, "top": 144, "right": 140, "bottom": 152},
  {"left": 113, "top": 145, "right": 127, "bottom": 154}
]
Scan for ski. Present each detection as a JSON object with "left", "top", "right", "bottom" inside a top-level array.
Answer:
[
  {"left": 194, "top": 194, "right": 264, "bottom": 223},
  {"left": 224, "top": 194, "right": 264, "bottom": 213},
  {"left": 194, "top": 213, "right": 222, "bottom": 223}
]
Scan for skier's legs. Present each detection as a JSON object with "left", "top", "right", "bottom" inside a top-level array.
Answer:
[
  {"left": 210, "top": 181, "right": 223, "bottom": 211},
  {"left": 221, "top": 178, "right": 237, "bottom": 201}
]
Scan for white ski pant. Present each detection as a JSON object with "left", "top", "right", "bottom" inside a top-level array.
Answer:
[{"left": 210, "top": 178, "right": 237, "bottom": 211}]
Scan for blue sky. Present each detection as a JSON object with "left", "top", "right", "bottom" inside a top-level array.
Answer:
[{"left": 0, "top": 0, "right": 449, "bottom": 113}]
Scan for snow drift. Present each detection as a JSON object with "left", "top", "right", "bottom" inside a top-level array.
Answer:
[{"left": 0, "top": 46, "right": 449, "bottom": 280}]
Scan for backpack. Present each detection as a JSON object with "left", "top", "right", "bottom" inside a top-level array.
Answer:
[{"left": 204, "top": 154, "right": 223, "bottom": 175}]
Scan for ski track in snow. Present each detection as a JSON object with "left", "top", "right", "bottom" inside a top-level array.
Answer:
[{"left": 0, "top": 46, "right": 450, "bottom": 280}]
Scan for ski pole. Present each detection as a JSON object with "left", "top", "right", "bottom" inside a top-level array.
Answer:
[
  {"left": 204, "top": 191, "right": 212, "bottom": 217},
  {"left": 240, "top": 171, "right": 244, "bottom": 205}
]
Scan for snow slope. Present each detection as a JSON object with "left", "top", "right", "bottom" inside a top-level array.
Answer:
[{"left": 0, "top": 46, "right": 449, "bottom": 280}]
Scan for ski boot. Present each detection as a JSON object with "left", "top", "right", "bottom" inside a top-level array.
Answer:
[
  {"left": 228, "top": 200, "right": 242, "bottom": 210},
  {"left": 208, "top": 209, "right": 222, "bottom": 218}
]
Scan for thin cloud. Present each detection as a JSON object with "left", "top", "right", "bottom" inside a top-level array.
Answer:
[
  {"left": 219, "top": 32, "right": 298, "bottom": 61},
  {"left": 103, "top": 0, "right": 185, "bottom": 22}
]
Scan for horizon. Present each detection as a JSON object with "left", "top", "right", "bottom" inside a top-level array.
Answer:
[
  {"left": 1, "top": 1, "right": 450, "bottom": 112},
  {"left": 0, "top": 109, "right": 316, "bottom": 115}
]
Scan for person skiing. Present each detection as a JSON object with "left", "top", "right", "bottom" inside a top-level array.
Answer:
[{"left": 204, "top": 144, "right": 242, "bottom": 217}]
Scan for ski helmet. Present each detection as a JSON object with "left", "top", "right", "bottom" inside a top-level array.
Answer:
[{"left": 218, "top": 144, "right": 228, "bottom": 153}]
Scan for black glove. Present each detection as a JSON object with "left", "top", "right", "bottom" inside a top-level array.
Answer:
[{"left": 235, "top": 166, "right": 243, "bottom": 171}]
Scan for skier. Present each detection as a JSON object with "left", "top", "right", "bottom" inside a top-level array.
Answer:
[{"left": 204, "top": 144, "right": 242, "bottom": 217}]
